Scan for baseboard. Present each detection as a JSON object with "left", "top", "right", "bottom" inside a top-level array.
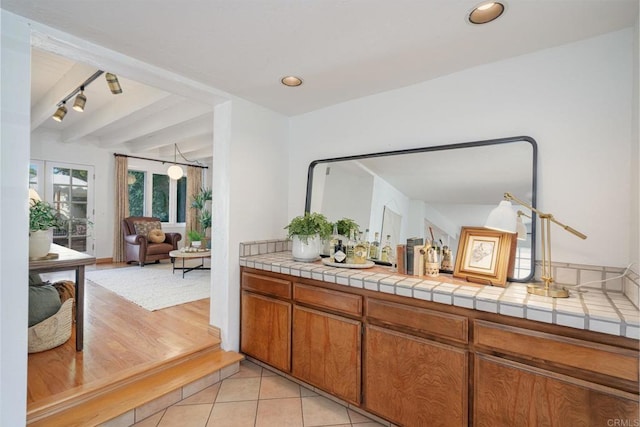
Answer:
[
  {"left": 95, "top": 257, "right": 113, "bottom": 264},
  {"left": 208, "top": 324, "right": 221, "bottom": 340}
]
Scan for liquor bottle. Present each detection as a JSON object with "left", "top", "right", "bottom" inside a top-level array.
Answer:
[
  {"left": 346, "top": 229, "right": 356, "bottom": 264},
  {"left": 334, "top": 240, "right": 347, "bottom": 263},
  {"left": 354, "top": 232, "right": 368, "bottom": 264},
  {"left": 362, "top": 229, "right": 371, "bottom": 258},
  {"left": 369, "top": 232, "right": 380, "bottom": 260},
  {"left": 381, "top": 234, "right": 392, "bottom": 263},
  {"left": 329, "top": 224, "right": 339, "bottom": 262}
]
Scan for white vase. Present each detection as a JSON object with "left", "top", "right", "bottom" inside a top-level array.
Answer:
[
  {"left": 292, "top": 234, "right": 321, "bottom": 262},
  {"left": 29, "top": 229, "right": 53, "bottom": 259},
  {"left": 191, "top": 241, "right": 202, "bottom": 248}
]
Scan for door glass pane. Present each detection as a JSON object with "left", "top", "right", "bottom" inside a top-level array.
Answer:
[
  {"left": 152, "top": 174, "right": 169, "bottom": 222},
  {"left": 128, "top": 170, "right": 145, "bottom": 217},
  {"left": 176, "top": 176, "right": 187, "bottom": 223},
  {"left": 72, "top": 186, "right": 88, "bottom": 202},
  {"left": 53, "top": 184, "right": 70, "bottom": 202},
  {"left": 53, "top": 167, "right": 71, "bottom": 182},
  {"left": 72, "top": 169, "right": 88, "bottom": 182}
]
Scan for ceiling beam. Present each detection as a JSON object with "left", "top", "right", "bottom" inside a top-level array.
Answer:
[
  {"left": 60, "top": 85, "right": 171, "bottom": 143},
  {"left": 97, "top": 98, "right": 213, "bottom": 148},
  {"left": 127, "top": 113, "right": 213, "bottom": 153}
]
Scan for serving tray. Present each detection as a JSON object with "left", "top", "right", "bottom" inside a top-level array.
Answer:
[{"left": 321, "top": 258, "right": 375, "bottom": 269}]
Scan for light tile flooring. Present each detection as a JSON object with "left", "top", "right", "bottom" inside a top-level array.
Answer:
[{"left": 131, "top": 360, "right": 385, "bottom": 427}]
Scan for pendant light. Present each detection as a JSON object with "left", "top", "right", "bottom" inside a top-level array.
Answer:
[{"left": 167, "top": 144, "right": 184, "bottom": 180}]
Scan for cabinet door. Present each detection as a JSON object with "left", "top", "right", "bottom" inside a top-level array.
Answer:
[
  {"left": 241, "top": 291, "right": 291, "bottom": 372},
  {"left": 364, "top": 325, "right": 468, "bottom": 427},
  {"left": 292, "top": 305, "right": 361, "bottom": 404},
  {"left": 474, "top": 353, "right": 640, "bottom": 427}
]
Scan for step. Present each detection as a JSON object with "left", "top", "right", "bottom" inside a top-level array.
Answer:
[{"left": 27, "top": 346, "right": 244, "bottom": 427}]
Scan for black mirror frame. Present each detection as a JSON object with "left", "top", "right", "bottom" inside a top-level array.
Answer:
[{"left": 304, "top": 135, "right": 537, "bottom": 283}]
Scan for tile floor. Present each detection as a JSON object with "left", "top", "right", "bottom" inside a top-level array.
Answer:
[{"left": 131, "top": 360, "right": 386, "bottom": 427}]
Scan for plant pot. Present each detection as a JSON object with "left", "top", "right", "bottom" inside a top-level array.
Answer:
[
  {"left": 29, "top": 229, "right": 53, "bottom": 259},
  {"left": 292, "top": 234, "right": 321, "bottom": 262},
  {"left": 191, "top": 241, "right": 202, "bottom": 248}
]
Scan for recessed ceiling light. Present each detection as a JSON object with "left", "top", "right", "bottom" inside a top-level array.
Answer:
[
  {"left": 468, "top": 2, "right": 505, "bottom": 24},
  {"left": 281, "top": 76, "right": 303, "bottom": 87}
]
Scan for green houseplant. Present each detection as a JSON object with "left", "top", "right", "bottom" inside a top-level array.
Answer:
[
  {"left": 190, "top": 187, "right": 212, "bottom": 246},
  {"left": 285, "top": 212, "right": 332, "bottom": 262},
  {"left": 333, "top": 218, "right": 360, "bottom": 237},
  {"left": 29, "top": 199, "right": 63, "bottom": 259}
]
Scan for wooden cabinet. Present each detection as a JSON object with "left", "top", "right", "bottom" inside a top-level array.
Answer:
[
  {"left": 240, "top": 273, "right": 292, "bottom": 372},
  {"left": 474, "top": 354, "right": 639, "bottom": 426},
  {"left": 474, "top": 320, "right": 639, "bottom": 426},
  {"left": 364, "top": 325, "right": 468, "bottom": 426},
  {"left": 292, "top": 305, "right": 361, "bottom": 404},
  {"left": 239, "top": 267, "right": 639, "bottom": 427}
]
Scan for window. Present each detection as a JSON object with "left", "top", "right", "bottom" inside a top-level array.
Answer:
[
  {"left": 128, "top": 170, "right": 145, "bottom": 216},
  {"left": 127, "top": 165, "right": 187, "bottom": 223}
]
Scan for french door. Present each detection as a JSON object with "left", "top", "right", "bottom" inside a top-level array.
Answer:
[{"left": 45, "top": 162, "right": 95, "bottom": 255}]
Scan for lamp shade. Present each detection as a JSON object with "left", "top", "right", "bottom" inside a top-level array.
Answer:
[
  {"left": 167, "top": 164, "right": 184, "bottom": 180},
  {"left": 485, "top": 200, "right": 517, "bottom": 233}
]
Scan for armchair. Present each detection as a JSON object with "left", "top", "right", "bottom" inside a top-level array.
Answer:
[{"left": 122, "top": 216, "right": 182, "bottom": 266}]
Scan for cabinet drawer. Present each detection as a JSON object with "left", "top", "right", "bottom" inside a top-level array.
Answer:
[
  {"left": 294, "top": 283, "right": 362, "bottom": 317},
  {"left": 474, "top": 320, "right": 639, "bottom": 383},
  {"left": 242, "top": 272, "right": 291, "bottom": 299},
  {"left": 367, "top": 298, "right": 468, "bottom": 343}
]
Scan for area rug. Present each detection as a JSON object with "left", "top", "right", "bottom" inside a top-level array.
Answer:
[{"left": 86, "top": 262, "right": 210, "bottom": 311}]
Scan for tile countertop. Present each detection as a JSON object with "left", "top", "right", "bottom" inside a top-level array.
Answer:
[{"left": 240, "top": 251, "right": 640, "bottom": 340}]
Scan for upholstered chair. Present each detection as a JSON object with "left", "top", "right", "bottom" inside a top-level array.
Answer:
[{"left": 122, "top": 216, "right": 182, "bottom": 266}]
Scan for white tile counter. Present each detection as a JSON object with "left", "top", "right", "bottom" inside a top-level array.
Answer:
[{"left": 240, "top": 251, "right": 640, "bottom": 340}]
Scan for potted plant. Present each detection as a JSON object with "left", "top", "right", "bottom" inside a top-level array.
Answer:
[
  {"left": 333, "top": 218, "right": 360, "bottom": 237},
  {"left": 285, "top": 212, "right": 332, "bottom": 262},
  {"left": 187, "top": 229, "right": 204, "bottom": 248},
  {"left": 29, "top": 199, "right": 63, "bottom": 259},
  {"left": 190, "top": 187, "right": 212, "bottom": 247}
]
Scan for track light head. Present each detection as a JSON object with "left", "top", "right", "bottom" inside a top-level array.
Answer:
[
  {"left": 73, "top": 88, "right": 87, "bottom": 112},
  {"left": 105, "top": 73, "right": 123, "bottom": 94},
  {"left": 52, "top": 103, "right": 67, "bottom": 122}
]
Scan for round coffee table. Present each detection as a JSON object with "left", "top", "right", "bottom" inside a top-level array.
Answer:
[{"left": 169, "top": 249, "right": 211, "bottom": 278}]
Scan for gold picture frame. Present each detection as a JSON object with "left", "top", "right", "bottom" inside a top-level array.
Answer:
[{"left": 453, "top": 226, "right": 515, "bottom": 287}]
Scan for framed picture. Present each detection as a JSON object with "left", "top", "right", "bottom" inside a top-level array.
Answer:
[{"left": 453, "top": 227, "right": 515, "bottom": 287}]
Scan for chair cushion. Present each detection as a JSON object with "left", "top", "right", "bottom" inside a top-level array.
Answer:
[
  {"left": 29, "top": 284, "right": 62, "bottom": 327},
  {"left": 148, "top": 228, "right": 166, "bottom": 243},
  {"left": 133, "top": 220, "right": 162, "bottom": 238}
]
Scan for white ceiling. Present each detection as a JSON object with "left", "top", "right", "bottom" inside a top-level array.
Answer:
[{"left": 3, "top": 0, "right": 638, "bottom": 163}]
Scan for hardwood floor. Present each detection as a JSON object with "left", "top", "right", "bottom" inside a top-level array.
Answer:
[{"left": 27, "top": 262, "right": 219, "bottom": 413}]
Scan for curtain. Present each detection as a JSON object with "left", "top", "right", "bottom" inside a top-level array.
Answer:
[
  {"left": 112, "top": 155, "right": 129, "bottom": 262},
  {"left": 186, "top": 166, "right": 203, "bottom": 245}
]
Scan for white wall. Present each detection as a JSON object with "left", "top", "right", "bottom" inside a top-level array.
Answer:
[
  {"left": 0, "top": 10, "right": 31, "bottom": 425},
  {"left": 290, "top": 28, "right": 636, "bottom": 269},
  {"left": 211, "top": 97, "right": 289, "bottom": 351},
  {"left": 632, "top": 16, "right": 639, "bottom": 276}
]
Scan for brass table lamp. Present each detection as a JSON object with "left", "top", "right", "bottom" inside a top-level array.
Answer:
[{"left": 485, "top": 192, "right": 587, "bottom": 298}]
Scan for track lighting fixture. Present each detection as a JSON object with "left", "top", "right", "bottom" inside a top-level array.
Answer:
[
  {"left": 51, "top": 70, "right": 124, "bottom": 122},
  {"left": 105, "top": 73, "right": 123, "bottom": 94},
  {"left": 52, "top": 102, "right": 68, "bottom": 122},
  {"left": 73, "top": 87, "right": 87, "bottom": 112}
]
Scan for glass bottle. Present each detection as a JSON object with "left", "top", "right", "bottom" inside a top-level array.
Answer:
[
  {"left": 363, "top": 229, "right": 371, "bottom": 259},
  {"left": 369, "top": 232, "right": 380, "bottom": 260},
  {"left": 354, "top": 232, "right": 368, "bottom": 264},
  {"left": 334, "top": 240, "right": 347, "bottom": 263},
  {"left": 346, "top": 229, "right": 356, "bottom": 264},
  {"left": 381, "top": 234, "right": 392, "bottom": 263},
  {"left": 329, "top": 224, "right": 339, "bottom": 262}
]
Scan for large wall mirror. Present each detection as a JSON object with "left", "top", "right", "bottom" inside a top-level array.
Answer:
[{"left": 305, "top": 136, "right": 537, "bottom": 282}]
